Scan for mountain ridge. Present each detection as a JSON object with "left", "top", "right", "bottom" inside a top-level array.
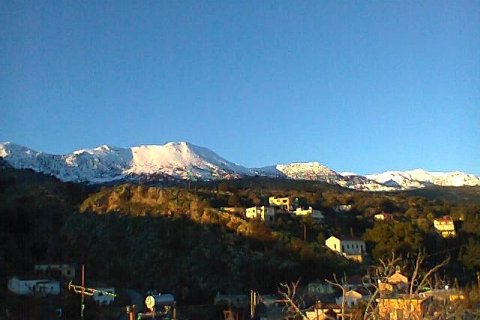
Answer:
[{"left": 1, "top": 141, "right": 479, "bottom": 190}]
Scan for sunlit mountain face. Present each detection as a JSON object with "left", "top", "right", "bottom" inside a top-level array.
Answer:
[{"left": 1, "top": 141, "right": 479, "bottom": 190}]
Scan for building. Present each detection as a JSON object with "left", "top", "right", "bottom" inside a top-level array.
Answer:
[
  {"left": 294, "top": 207, "right": 324, "bottom": 221},
  {"left": 34, "top": 263, "right": 76, "bottom": 280},
  {"left": 374, "top": 212, "right": 394, "bottom": 222},
  {"left": 325, "top": 236, "right": 366, "bottom": 262},
  {"left": 379, "top": 269, "right": 410, "bottom": 294},
  {"left": 433, "top": 216, "right": 456, "bottom": 238},
  {"left": 305, "top": 304, "right": 341, "bottom": 320},
  {"left": 8, "top": 276, "right": 61, "bottom": 296},
  {"left": 422, "top": 288, "right": 466, "bottom": 303},
  {"left": 268, "top": 196, "right": 295, "bottom": 211},
  {"left": 336, "top": 289, "right": 364, "bottom": 308},
  {"left": 377, "top": 294, "right": 433, "bottom": 320},
  {"left": 333, "top": 204, "right": 352, "bottom": 213},
  {"left": 306, "top": 282, "right": 335, "bottom": 296},
  {"left": 92, "top": 287, "right": 116, "bottom": 306},
  {"left": 245, "top": 206, "right": 276, "bottom": 225}
]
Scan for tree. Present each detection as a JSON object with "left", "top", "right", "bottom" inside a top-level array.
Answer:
[
  {"left": 364, "top": 222, "right": 422, "bottom": 260},
  {"left": 325, "top": 274, "right": 349, "bottom": 320},
  {"left": 459, "top": 237, "right": 480, "bottom": 270},
  {"left": 277, "top": 280, "right": 307, "bottom": 319},
  {"left": 227, "top": 193, "right": 241, "bottom": 207}
]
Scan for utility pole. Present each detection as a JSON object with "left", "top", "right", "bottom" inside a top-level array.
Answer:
[
  {"left": 126, "top": 305, "right": 137, "bottom": 320},
  {"left": 68, "top": 264, "right": 117, "bottom": 319},
  {"left": 81, "top": 264, "right": 85, "bottom": 320},
  {"left": 303, "top": 224, "right": 307, "bottom": 242},
  {"left": 250, "top": 290, "right": 257, "bottom": 319}
]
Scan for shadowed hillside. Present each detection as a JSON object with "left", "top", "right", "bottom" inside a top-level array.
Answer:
[{"left": 1, "top": 167, "right": 480, "bottom": 319}]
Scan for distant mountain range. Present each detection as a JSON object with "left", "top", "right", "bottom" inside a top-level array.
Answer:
[{"left": 1, "top": 141, "right": 479, "bottom": 191}]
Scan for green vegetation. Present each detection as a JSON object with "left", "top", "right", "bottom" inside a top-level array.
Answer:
[{"left": 1, "top": 167, "right": 480, "bottom": 318}]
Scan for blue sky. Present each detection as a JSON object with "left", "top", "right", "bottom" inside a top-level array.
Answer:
[{"left": 1, "top": 1, "right": 479, "bottom": 175}]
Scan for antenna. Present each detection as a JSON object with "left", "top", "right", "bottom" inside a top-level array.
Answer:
[{"left": 68, "top": 264, "right": 117, "bottom": 319}]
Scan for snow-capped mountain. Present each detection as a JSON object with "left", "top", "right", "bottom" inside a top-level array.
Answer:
[
  {"left": 254, "top": 162, "right": 342, "bottom": 181},
  {"left": 366, "top": 169, "right": 480, "bottom": 189},
  {"left": 271, "top": 162, "right": 343, "bottom": 182},
  {"left": 256, "top": 163, "right": 398, "bottom": 191},
  {"left": 1, "top": 141, "right": 479, "bottom": 190},
  {"left": 0, "top": 141, "right": 252, "bottom": 183}
]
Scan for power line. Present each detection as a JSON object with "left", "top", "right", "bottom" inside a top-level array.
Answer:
[{"left": 425, "top": 244, "right": 467, "bottom": 258}]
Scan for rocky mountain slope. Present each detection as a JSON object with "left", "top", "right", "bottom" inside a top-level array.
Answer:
[
  {"left": 0, "top": 142, "right": 251, "bottom": 183},
  {"left": 1, "top": 141, "right": 479, "bottom": 190}
]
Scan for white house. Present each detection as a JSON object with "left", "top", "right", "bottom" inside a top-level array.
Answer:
[
  {"left": 374, "top": 212, "right": 394, "bottom": 222},
  {"left": 294, "top": 207, "right": 324, "bottom": 221},
  {"left": 336, "top": 289, "right": 363, "bottom": 308},
  {"left": 268, "top": 196, "right": 294, "bottom": 211},
  {"left": 433, "top": 216, "right": 456, "bottom": 238},
  {"left": 8, "top": 276, "right": 61, "bottom": 296},
  {"left": 325, "top": 236, "right": 366, "bottom": 262},
  {"left": 92, "top": 287, "right": 116, "bottom": 306},
  {"left": 246, "top": 206, "right": 276, "bottom": 225},
  {"left": 333, "top": 205, "right": 352, "bottom": 213},
  {"left": 306, "top": 282, "right": 335, "bottom": 296}
]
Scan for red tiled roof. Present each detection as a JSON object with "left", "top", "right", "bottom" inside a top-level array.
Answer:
[{"left": 434, "top": 215, "right": 453, "bottom": 222}]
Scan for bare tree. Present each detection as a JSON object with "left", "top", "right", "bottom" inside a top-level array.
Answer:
[
  {"left": 362, "top": 252, "right": 403, "bottom": 320},
  {"left": 409, "top": 251, "right": 450, "bottom": 294},
  {"left": 277, "top": 279, "right": 307, "bottom": 319},
  {"left": 278, "top": 252, "right": 477, "bottom": 320},
  {"left": 325, "top": 274, "right": 349, "bottom": 320}
]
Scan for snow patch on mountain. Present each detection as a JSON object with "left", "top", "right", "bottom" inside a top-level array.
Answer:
[
  {"left": 0, "top": 141, "right": 252, "bottom": 182},
  {"left": 272, "top": 162, "right": 343, "bottom": 182},
  {"left": 127, "top": 142, "right": 252, "bottom": 179},
  {"left": 366, "top": 169, "right": 480, "bottom": 189},
  {"left": 1, "top": 141, "right": 479, "bottom": 190}
]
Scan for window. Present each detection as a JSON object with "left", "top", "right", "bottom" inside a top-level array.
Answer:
[{"left": 396, "top": 309, "right": 404, "bottom": 320}]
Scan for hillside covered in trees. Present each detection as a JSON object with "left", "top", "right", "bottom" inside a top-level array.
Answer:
[{"left": 1, "top": 166, "right": 480, "bottom": 318}]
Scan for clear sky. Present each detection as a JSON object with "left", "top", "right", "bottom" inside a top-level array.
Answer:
[{"left": 1, "top": 1, "right": 479, "bottom": 175}]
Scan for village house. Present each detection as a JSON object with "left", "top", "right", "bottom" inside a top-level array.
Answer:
[
  {"left": 92, "top": 286, "right": 116, "bottom": 306},
  {"left": 377, "top": 294, "right": 433, "bottom": 320},
  {"left": 34, "top": 263, "right": 76, "bottom": 280},
  {"left": 336, "top": 289, "right": 364, "bottom": 308},
  {"left": 306, "top": 282, "right": 335, "bottom": 296},
  {"left": 433, "top": 216, "right": 456, "bottom": 238},
  {"left": 8, "top": 276, "right": 61, "bottom": 296},
  {"left": 374, "top": 212, "right": 394, "bottom": 222},
  {"left": 294, "top": 207, "right": 324, "bottom": 221},
  {"left": 333, "top": 204, "right": 352, "bottom": 213},
  {"left": 379, "top": 268, "right": 410, "bottom": 295},
  {"left": 422, "top": 287, "right": 466, "bottom": 304},
  {"left": 304, "top": 304, "right": 338, "bottom": 320},
  {"left": 325, "top": 235, "right": 366, "bottom": 262},
  {"left": 245, "top": 206, "right": 276, "bottom": 225},
  {"left": 268, "top": 196, "right": 295, "bottom": 211}
]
